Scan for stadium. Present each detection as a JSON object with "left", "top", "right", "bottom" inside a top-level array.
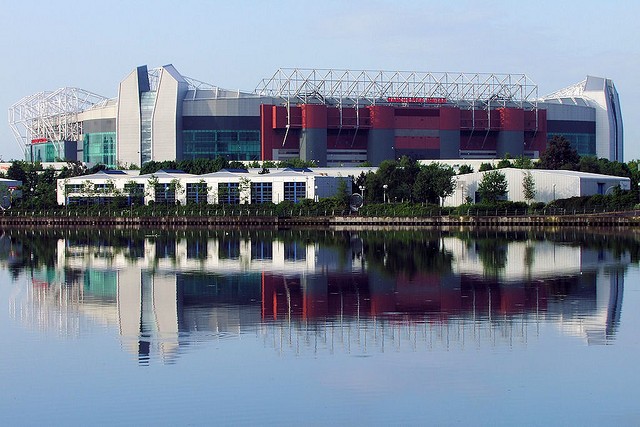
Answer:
[{"left": 9, "top": 64, "right": 623, "bottom": 168}]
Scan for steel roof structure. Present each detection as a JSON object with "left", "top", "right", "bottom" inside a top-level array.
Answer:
[
  {"left": 255, "top": 68, "right": 539, "bottom": 109},
  {"left": 8, "top": 87, "right": 109, "bottom": 154}
]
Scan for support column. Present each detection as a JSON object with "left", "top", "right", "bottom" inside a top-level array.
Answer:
[
  {"left": 439, "top": 107, "right": 461, "bottom": 159},
  {"left": 367, "top": 105, "right": 395, "bottom": 165},
  {"left": 497, "top": 108, "right": 525, "bottom": 157},
  {"left": 300, "top": 104, "right": 327, "bottom": 166}
]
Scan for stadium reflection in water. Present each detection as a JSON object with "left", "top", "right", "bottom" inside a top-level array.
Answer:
[{"left": 5, "top": 228, "right": 629, "bottom": 364}]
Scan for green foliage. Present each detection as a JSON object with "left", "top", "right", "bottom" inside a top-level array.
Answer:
[
  {"left": 512, "top": 156, "right": 534, "bottom": 169},
  {"left": 262, "top": 160, "right": 277, "bottom": 169},
  {"left": 537, "top": 135, "right": 580, "bottom": 170},
  {"left": 412, "top": 163, "right": 455, "bottom": 205},
  {"left": 368, "top": 156, "right": 420, "bottom": 203},
  {"left": 477, "top": 170, "right": 508, "bottom": 203},
  {"left": 140, "top": 160, "right": 178, "bottom": 175},
  {"left": 228, "top": 161, "right": 246, "bottom": 170},
  {"left": 496, "top": 158, "right": 512, "bottom": 169},
  {"left": 550, "top": 190, "right": 637, "bottom": 212},
  {"left": 478, "top": 162, "right": 493, "bottom": 172},
  {"left": 276, "top": 158, "right": 316, "bottom": 168},
  {"left": 449, "top": 200, "right": 528, "bottom": 215},
  {"left": 140, "top": 157, "right": 235, "bottom": 175},
  {"left": 57, "top": 161, "right": 87, "bottom": 179},
  {"left": 458, "top": 164, "right": 474, "bottom": 174}
]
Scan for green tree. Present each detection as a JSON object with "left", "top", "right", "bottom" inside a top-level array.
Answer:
[
  {"left": 479, "top": 162, "right": 494, "bottom": 172},
  {"left": 522, "top": 171, "right": 536, "bottom": 204},
  {"left": 413, "top": 163, "right": 456, "bottom": 205},
  {"left": 145, "top": 175, "right": 159, "bottom": 204},
  {"left": 478, "top": 170, "right": 508, "bottom": 203},
  {"left": 537, "top": 135, "right": 580, "bottom": 170}
]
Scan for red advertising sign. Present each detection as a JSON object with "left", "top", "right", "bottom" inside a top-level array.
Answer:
[
  {"left": 387, "top": 97, "right": 447, "bottom": 104},
  {"left": 31, "top": 138, "right": 48, "bottom": 144}
]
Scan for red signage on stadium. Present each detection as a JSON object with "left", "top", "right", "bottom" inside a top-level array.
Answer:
[
  {"left": 387, "top": 97, "right": 447, "bottom": 104},
  {"left": 31, "top": 138, "right": 48, "bottom": 144}
]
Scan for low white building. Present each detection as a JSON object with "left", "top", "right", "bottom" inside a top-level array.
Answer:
[
  {"left": 443, "top": 168, "right": 631, "bottom": 206},
  {"left": 56, "top": 168, "right": 352, "bottom": 205}
]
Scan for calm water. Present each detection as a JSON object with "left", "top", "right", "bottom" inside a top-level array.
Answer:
[{"left": 1, "top": 228, "right": 640, "bottom": 426}]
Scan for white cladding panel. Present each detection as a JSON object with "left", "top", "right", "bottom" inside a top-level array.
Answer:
[
  {"left": 182, "top": 98, "right": 265, "bottom": 117},
  {"left": 583, "top": 76, "right": 623, "bottom": 161},
  {"left": 78, "top": 103, "right": 117, "bottom": 121},
  {"left": 583, "top": 77, "right": 612, "bottom": 160},
  {"left": 117, "top": 69, "right": 143, "bottom": 167},
  {"left": 152, "top": 66, "right": 187, "bottom": 161}
]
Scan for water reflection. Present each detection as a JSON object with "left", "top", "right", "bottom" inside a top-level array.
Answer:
[{"left": 2, "top": 228, "right": 634, "bottom": 363}]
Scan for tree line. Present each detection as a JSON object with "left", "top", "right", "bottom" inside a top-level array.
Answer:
[{"left": 2, "top": 136, "right": 639, "bottom": 211}]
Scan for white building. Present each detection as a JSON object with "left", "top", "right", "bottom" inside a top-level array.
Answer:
[
  {"left": 444, "top": 168, "right": 631, "bottom": 206},
  {"left": 56, "top": 167, "right": 351, "bottom": 206}
]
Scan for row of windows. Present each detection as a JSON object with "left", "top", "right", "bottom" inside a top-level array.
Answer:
[
  {"left": 153, "top": 240, "right": 304, "bottom": 261},
  {"left": 65, "top": 183, "right": 114, "bottom": 193},
  {"left": 66, "top": 181, "right": 308, "bottom": 204}
]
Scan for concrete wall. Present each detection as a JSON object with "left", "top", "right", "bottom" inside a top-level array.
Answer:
[
  {"left": 117, "top": 66, "right": 148, "bottom": 167},
  {"left": 152, "top": 65, "right": 188, "bottom": 162}
]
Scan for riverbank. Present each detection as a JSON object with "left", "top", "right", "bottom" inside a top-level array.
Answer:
[{"left": 1, "top": 212, "right": 639, "bottom": 228}]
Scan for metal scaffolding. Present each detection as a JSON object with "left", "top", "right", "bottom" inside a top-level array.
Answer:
[
  {"left": 255, "top": 68, "right": 539, "bottom": 109},
  {"left": 8, "top": 87, "right": 109, "bottom": 157}
]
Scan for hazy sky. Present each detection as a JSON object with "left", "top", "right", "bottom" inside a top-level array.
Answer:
[{"left": 1, "top": 0, "right": 638, "bottom": 161}]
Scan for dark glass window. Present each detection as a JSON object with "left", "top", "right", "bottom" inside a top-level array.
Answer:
[
  {"left": 218, "top": 182, "right": 240, "bottom": 204},
  {"left": 251, "top": 182, "right": 272, "bottom": 204},
  {"left": 284, "top": 241, "right": 306, "bottom": 261},
  {"left": 283, "top": 182, "right": 306, "bottom": 203},
  {"left": 123, "top": 183, "right": 145, "bottom": 206},
  {"left": 187, "top": 182, "right": 208, "bottom": 204},
  {"left": 83, "top": 132, "right": 116, "bottom": 167},
  {"left": 182, "top": 130, "right": 260, "bottom": 161},
  {"left": 155, "top": 183, "right": 176, "bottom": 204}
]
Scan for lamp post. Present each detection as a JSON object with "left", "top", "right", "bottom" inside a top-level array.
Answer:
[
  {"left": 383, "top": 184, "right": 388, "bottom": 204},
  {"left": 30, "top": 187, "right": 34, "bottom": 215},
  {"left": 314, "top": 185, "right": 318, "bottom": 203},
  {"left": 359, "top": 185, "right": 366, "bottom": 204}
]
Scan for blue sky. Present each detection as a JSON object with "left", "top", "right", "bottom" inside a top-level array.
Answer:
[{"left": 1, "top": 0, "right": 637, "bottom": 161}]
